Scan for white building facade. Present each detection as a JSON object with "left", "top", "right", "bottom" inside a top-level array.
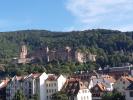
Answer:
[{"left": 45, "top": 74, "right": 66, "bottom": 100}]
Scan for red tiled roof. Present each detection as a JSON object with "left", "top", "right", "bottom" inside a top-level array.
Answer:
[
  {"left": 32, "top": 73, "right": 41, "bottom": 78},
  {"left": 97, "top": 83, "right": 106, "bottom": 92},
  {"left": 46, "top": 75, "right": 58, "bottom": 81},
  {"left": 63, "top": 78, "right": 87, "bottom": 95},
  {"left": 121, "top": 76, "right": 133, "bottom": 83}
]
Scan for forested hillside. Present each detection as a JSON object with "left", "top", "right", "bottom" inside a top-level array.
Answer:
[{"left": 1, "top": 29, "right": 133, "bottom": 76}]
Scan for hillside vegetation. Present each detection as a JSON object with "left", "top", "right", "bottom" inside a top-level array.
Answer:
[{"left": 1, "top": 29, "right": 133, "bottom": 76}]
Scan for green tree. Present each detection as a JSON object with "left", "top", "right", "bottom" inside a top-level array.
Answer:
[
  {"left": 102, "top": 92, "right": 125, "bottom": 100},
  {"left": 13, "top": 90, "right": 26, "bottom": 100},
  {"left": 33, "top": 94, "right": 39, "bottom": 100},
  {"left": 52, "top": 91, "right": 68, "bottom": 100}
]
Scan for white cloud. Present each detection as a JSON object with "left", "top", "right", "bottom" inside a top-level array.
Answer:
[{"left": 66, "top": 0, "right": 133, "bottom": 31}]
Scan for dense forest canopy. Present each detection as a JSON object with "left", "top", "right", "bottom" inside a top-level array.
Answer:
[{"left": 1, "top": 29, "right": 133, "bottom": 76}]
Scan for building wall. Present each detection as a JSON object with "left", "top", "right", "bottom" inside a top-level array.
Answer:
[
  {"left": 6, "top": 78, "right": 22, "bottom": 100},
  {"left": 113, "top": 78, "right": 130, "bottom": 95},
  {"left": 22, "top": 77, "right": 37, "bottom": 99},
  {"left": 57, "top": 75, "right": 66, "bottom": 91},
  {"left": 125, "top": 90, "right": 133, "bottom": 100},
  {"left": 89, "top": 80, "right": 93, "bottom": 89},
  {"left": 46, "top": 81, "right": 58, "bottom": 100},
  {"left": 0, "top": 86, "right": 6, "bottom": 100},
  {"left": 77, "top": 89, "right": 92, "bottom": 100},
  {"left": 39, "top": 72, "right": 48, "bottom": 100},
  {"left": 45, "top": 75, "right": 66, "bottom": 100}
]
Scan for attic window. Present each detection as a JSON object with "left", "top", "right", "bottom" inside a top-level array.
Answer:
[
  {"left": 80, "top": 83, "right": 83, "bottom": 86},
  {"left": 74, "top": 83, "right": 78, "bottom": 87},
  {"left": 123, "top": 81, "right": 125, "bottom": 84},
  {"left": 69, "top": 83, "right": 72, "bottom": 87}
]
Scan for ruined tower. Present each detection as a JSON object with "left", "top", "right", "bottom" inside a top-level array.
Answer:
[
  {"left": 20, "top": 44, "right": 28, "bottom": 59},
  {"left": 45, "top": 46, "right": 50, "bottom": 62}
]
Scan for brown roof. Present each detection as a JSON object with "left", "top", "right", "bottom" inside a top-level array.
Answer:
[
  {"left": 97, "top": 83, "right": 106, "bottom": 91},
  {"left": 32, "top": 73, "right": 41, "bottom": 78},
  {"left": 91, "top": 83, "right": 107, "bottom": 93},
  {"left": 46, "top": 75, "right": 59, "bottom": 81},
  {"left": 121, "top": 76, "right": 133, "bottom": 83},
  {"left": 63, "top": 78, "right": 87, "bottom": 95}
]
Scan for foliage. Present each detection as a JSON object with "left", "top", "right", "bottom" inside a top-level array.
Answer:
[
  {"left": 13, "top": 90, "right": 26, "bottom": 100},
  {"left": 51, "top": 91, "right": 68, "bottom": 100},
  {"left": 33, "top": 94, "right": 39, "bottom": 100},
  {"left": 102, "top": 92, "right": 125, "bottom": 100},
  {"left": 1, "top": 29, "right": 133, "bottom": 75}
]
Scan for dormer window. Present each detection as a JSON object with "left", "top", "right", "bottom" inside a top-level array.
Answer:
[
  {"left": 123, "top": 81, "right": 125, "bottom": 84},
  {"left": 80, "top": 83, "right": 82, "bottom": 86},
  {"left": 95, "top": 87, "right": 98, "bottom": 91}
]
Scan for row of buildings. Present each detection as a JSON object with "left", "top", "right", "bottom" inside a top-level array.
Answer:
[
  {"left": 0, "top": 72, "right": 65, "bottom": 100},
  {"left": 0, "top": 72, "right": 92, "bottom": 100},
  {"left": 14, "top": 45, "right": 96, "bottom": 64},
  {"left": 0, "top": 68, "right": 133, "bottom": 100}
]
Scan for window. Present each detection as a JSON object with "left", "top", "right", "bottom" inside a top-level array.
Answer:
[
  {"left": 47, "top": 89, "right": 48, "bottom": 93},
  {"left": 49, "top": 89, "right": 51, "bottom": 93},
  {"left": 29, "top": 95, "right": 32, "bottom": 99},
  {"left": 81, "top": 96, "right": 83, "bottom": 100},
  {"left": 29, "top": 82, "right": 32, "bottom": 87},
  {"left": 84, "top": 96, "right": 86, "bottom": 100},
  {"left": 85, "top": 90, "right": 87, "bottom": 93},
  {"left": 29, "top": 89, "right": 32, "bottom": 94},
  {"left": 130, "top": 91, "right": 133, "bottom": 97},
  {"left": 54, "top": 83, "right": 56, "bottom": 86}
]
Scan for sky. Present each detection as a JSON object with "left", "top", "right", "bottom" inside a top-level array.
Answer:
[{"left": 0, "top": 0, "right": 133, "bottom": 32}]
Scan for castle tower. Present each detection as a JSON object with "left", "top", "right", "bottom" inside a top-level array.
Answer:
[
  {"left": 45, "top": 46, "right": 50, "bottom": 62},
  {"left": 65, "top": 46, "right": 71, "bottom": 61},
  {"left": 20, "top": 44, "right": 28, "bottom": 59}
]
